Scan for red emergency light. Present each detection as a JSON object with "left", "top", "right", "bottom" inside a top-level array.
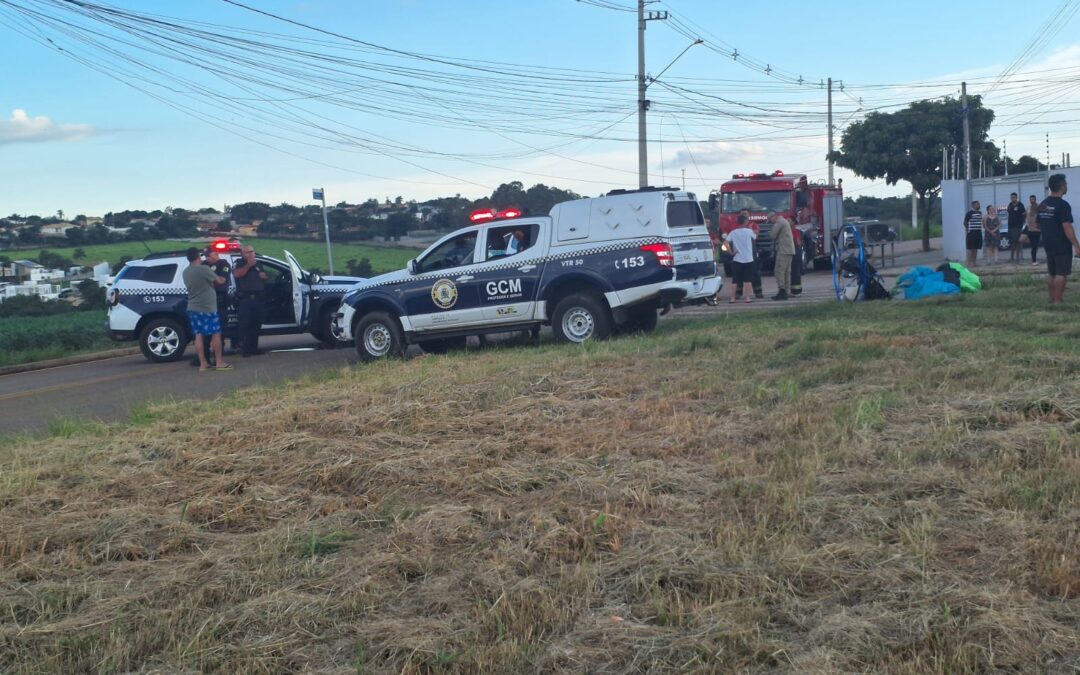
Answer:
[
  {"left": 732, "top": 173, "right": 746, "bottom": 179},
  {"left": 468, "top": 207, "right": 523, "bottom": 223},
  {"left": 209, "top": 239, "right": 241, "bottom": 252},
  {"left": 773, "top": 170, "right": 784, "bottom": 176},
  {"left": 468, "top": 208, "right": 497, "bottom": 223}
]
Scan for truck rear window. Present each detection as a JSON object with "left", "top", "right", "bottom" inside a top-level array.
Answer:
[{"left": 667, "top": 201, "right": 705, "bottom": 227}]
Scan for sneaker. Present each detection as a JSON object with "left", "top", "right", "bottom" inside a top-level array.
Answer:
[{"left": 771, "top": 291, "right": 788, "bottom": 301}]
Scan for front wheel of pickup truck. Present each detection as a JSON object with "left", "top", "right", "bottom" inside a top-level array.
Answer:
[
  {"left": 355, "top": 311, "right": 405, "bottom": 363},
  {"left": 552, "top": 292, "right": 612, "bottom": 344}
]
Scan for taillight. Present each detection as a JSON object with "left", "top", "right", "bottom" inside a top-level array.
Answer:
[{"left": 641, "top": 243, "right": 673, "bottom": 267}]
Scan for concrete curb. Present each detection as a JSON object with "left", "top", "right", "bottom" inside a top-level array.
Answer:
[{"left": 0, "top": 347, "right": 140, "bottom": 377}]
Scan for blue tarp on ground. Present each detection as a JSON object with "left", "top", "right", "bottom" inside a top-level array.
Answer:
[{"left": 896, "top": 266, "right": 961, "bottom": 300}]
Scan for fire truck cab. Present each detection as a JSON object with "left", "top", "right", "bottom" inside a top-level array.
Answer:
[{"left": 708, "top": 171, "right": 843, "bottom": 270}]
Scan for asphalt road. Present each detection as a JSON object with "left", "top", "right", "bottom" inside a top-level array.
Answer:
[
  {"left": 0, "top": 271, "right": 849, "bottom": 436},
  {"left": 0, "top": 335, "right": 355, "bottom": 436}
]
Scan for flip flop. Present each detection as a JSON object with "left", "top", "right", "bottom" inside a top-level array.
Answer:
[
  {"left": 215, "top": 364, "right": 233, "bottom": 371},
  {"left": 199, "top": 367, "right": 212, "bottom": 372}
]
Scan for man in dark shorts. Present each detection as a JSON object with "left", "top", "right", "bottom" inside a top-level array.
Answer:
[
  {"left": 181, "top": 247, "right": 231, "bottom": 371},
  {"left": 1036, "top": 173, "right": 1080, "bottom": 304},
  {"left": 1006, "top": 192, "right": 1026, "bottom": 263},
  {"left": 233, "top": 244, "right": 268, "bottom": 356},
  {"left": 963, "top": 200, "right": 983, "bottom": 267}
]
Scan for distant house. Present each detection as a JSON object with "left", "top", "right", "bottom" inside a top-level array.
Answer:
[
  {"left": 40, "top": 223, "right": 76, "bottom": 238},
  {"left": 0, "top": 281, "right": 61, "bottom": 302},
  {"left": 13, "top": 260, "right": 65, "bottom": 282}
]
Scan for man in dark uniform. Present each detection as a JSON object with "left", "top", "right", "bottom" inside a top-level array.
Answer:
[
  {"left": 1006, "top": 192, "right": 1026, "bottom": 263},
  {"left": 1038, "top": 173, "right": 1080, "bottom": 304},
  {"left": 191, "top": 247, "right": 233, "bottom": 366},
  {"left": 233, "top": 244, "right": 268, "bottom": 356}
]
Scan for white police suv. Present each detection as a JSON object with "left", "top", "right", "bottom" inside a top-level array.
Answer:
[
  {"left": 335, "top": 187, "right": 721, "bottom": 361},
  {"left": 106, "top": 240, "right": 366, "bottom": 362}
]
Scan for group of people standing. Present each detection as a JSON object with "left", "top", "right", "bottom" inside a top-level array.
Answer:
[
  {"left": 965, "top": 174, "right": 1079, "bottom": 305},
  {"left": 963, "top": 192, "right": 1042, "bottom": 267},
  {"left": 181, "top": 243, "right": 269, "bottom": 371},
  {"left": 725, "top": 208, "right": 799, "bottom": 303}
]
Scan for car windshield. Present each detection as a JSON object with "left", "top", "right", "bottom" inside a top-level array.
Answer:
[{"left": 721, "top": 190, "right": 791, "bottom": 213}]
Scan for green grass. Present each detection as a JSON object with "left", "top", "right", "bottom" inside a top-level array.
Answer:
[
  {"left": 1, "top": 276, "right": 1078, "bottom": 673},
  {"left": 0, "top": 313, "right": 114, "bottom": 367},
  {"left": 19, "top": 237, "right": 420, "bottom": 275}
]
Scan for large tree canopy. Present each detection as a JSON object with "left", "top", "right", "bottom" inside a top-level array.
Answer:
[{"left": 829, "top": 96, "right": 995, "bottom": 251}]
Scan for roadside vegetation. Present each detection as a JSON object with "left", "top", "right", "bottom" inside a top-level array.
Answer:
[
  {"left": 1, "top": 276, "right": 1077, "bottom": 672},
  {"left": 14, "top": 238, "right": 418, "bottom": 276},
  {"left": 0, "top": 312, "right": 114, "bottom": 367}
]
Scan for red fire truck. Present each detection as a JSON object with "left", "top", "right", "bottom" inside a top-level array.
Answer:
[{"left": 708, "top": 171, "right": 844, "bottom": 270}]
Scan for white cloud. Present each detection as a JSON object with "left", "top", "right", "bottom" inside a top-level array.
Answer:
[
  {"left": 0, "top": 109, "right": 96, "bottom": 145},
  {"left": 668, "top": 142, "right": 765, "bottom": 167}
]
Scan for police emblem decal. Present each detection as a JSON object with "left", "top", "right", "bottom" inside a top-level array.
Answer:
[{"left": 431, "top": 279, "right": 458, "bottom": 309}]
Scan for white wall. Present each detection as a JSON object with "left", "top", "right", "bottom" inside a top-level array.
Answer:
[{"left": 941, "top": 180, "right": 969, "bottom": 261}]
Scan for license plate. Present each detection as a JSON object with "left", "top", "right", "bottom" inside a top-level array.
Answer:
[{"left": 675, "top": 249, "right": 710, "bottom": 265}]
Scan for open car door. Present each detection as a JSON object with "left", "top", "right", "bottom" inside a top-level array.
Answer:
[{"left": 283, "top": 250, "right": 309, "bottom": 327}]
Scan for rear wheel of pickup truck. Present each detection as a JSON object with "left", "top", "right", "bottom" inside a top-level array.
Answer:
[
  {"left": 355, "top": 311, "right": 405, "bottom": 362},
  {"left": 552, "top": 292, "right": 612, "bottom": 344},
  {"left": 622, "top": 306, "right": 658, "bottom": 334}
]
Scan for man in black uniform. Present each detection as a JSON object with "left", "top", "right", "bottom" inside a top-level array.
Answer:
[
  {"left": 1006, "top": 192, "right": 1026, "bottom": 264},
  {"left": 190, "top": 248, "right": 233, "bottom": 366},
  {"left": 1037, "top": 173, "right": 1080, "bottom": 305},
  {"left": 233, "top": 244, "right": 268, "bottom": 356}
]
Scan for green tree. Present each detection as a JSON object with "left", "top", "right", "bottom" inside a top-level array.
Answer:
[
  {"left": 829, "top": 96, "right": 995, "bottom": 251},
  {"left": 385, "top": 211, "right": 413, "bottom": 242},
  {"left": 73, "top": 248, "right": 87, "bottom": 260},
  {"left": 230, "top": 201, "right": 271, "bottom": 224},
  {"left": 76, "top": 279, "right": 106, "bottom": 309}
]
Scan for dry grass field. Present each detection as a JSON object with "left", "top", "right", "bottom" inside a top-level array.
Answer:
[{"left": 1, "top": 276, "right": 1077, "bottom": 673}]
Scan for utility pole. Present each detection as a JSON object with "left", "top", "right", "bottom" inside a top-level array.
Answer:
[
  {"left": 961, "top": 82, "right": 972, "bottom": 180},
  {"left": 827, "top": 77, "right": 834, "bottom": 184},
  {"left": 637, "top": 0, "right": 668, "bottom": 188},
  {"left": 1004, "top": 140, "right": 1008, "bottom": 176},
  {"left": 681, "top": 168, "right": 686, "bottom": 190}
]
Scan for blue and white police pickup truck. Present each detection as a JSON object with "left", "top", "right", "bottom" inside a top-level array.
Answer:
[
  {"left": 335, "top": 187, "right": 721, "bottom": 361},
  {"left": 106, "top": 240, "right": 365, "bottom": 362}
]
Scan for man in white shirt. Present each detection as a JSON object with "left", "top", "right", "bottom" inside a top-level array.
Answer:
[{"left": 727, "top": 215, "right": 757, "bottom": 303}]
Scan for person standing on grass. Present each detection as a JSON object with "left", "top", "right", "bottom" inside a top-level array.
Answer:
[
  {"left": 1007, "top": 192, "right": 1026, "bottom": 263},
  {"left": 1037, "top": 174, "right": 1080, "bottom": 305},
  {"left": 963, "top": 200, "right": 983, "bottom": 267},
  {"left": 768, "top": 210, "right": 794, "bottom": 300},
  {"left": 983, "top": 204, "right": 1001, "bottom": 264},
  {"left": 1025, "top": 194, "right": 1041, "bottom": 266},
  {"left": 233, "top": 244, "right": 268, "bottom": 357},
  {"left": 182, "top": 247, "right": 231, "bottom": 371},
  {"left": 727, "top": 212, "right": 757, "bottom": 303}
]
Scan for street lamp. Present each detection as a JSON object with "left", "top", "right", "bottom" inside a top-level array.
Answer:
[{"left": 312, "top": 188, "right": 333, "bottom": 275}]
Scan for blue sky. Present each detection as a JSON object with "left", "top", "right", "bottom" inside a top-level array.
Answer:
[{"left": 2, "top": 0, "right": 1079, "bottom": 217}]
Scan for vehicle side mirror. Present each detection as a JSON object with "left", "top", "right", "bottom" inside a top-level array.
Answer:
[
  {"left": 309, "top": 272, "right": 323, "bottom": 284},
  {"left": 795, "top": 190, "right": 809, "bottom": 208},
  {"left": 707, "top": 194, "right": 718, "bottom": 211},
  {"left": 407, "top": 259, "right": 417, "bottom": 275}
]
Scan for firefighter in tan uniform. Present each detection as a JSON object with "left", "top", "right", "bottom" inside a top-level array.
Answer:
[{"left": 768, "top": 210, "right": 795, "bottom": 300}]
